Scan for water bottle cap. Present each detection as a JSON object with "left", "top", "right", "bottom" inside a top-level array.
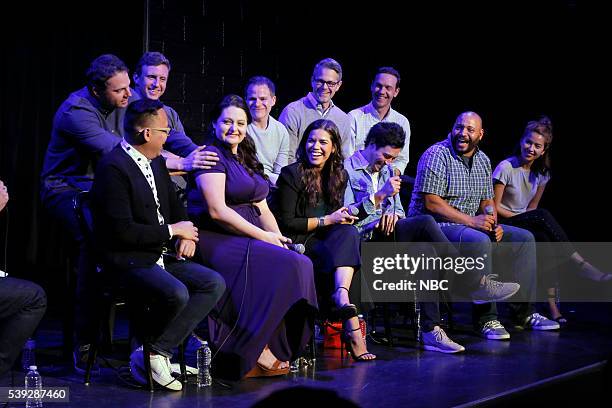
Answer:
[{"left": 29, "top": 365, "right": 37, "bottom": 370}]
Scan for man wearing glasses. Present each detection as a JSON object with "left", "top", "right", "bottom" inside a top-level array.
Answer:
[
  {"left": 279, "top": 57, "right": 355, "bottom": 163},
  {"left": 90, "top": 99, "right": 225, "bottom": 390}
]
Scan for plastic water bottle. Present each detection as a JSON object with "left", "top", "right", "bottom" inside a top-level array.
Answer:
[
  {"left": 25, "top": 365, "right": 43, "bottom": 408},
  {"left": 21, "top": 338, "right": 36, "bottom": 371},
  {"left": 196, "top": 341, "right": 212, "bottom": 387}
]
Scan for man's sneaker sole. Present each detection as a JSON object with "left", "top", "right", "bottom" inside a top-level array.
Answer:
[
  {"left": 481, "top": 332, "right": 510, "bottom": 340},
  {"left": 422, "top": 344, "right": 465, "bottom": 354},
  {"left": 472, "top": 287, "right": 520, "bottom": 304},
  {"left": 525, "top": 324, "right": 560, "bottom": 331}
]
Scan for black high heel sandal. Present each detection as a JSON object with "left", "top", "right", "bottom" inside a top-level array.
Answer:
[
  {"left": 547, "top": 294, "right": 568, "bottom": 326},
  {"left": 342, "top": 326, "right": 376, "bottom": 362},
  {"left": 331, "top": 286, "right": 358, "bottom": 321}
]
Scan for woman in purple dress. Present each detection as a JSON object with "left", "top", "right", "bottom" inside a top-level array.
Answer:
[{"left": 187, "top": 95, "right": 317, "bottom": 380}]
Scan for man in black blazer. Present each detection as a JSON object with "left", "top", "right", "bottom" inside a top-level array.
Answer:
[{"left": 91, "top": 99, "right": 225, "bottom": 391}]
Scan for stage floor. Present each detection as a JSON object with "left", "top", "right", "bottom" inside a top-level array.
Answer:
[{"left": 2, "top": 303, "right": 611, "bottom": 407}]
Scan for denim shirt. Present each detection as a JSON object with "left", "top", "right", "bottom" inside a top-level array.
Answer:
[{"left": 343, "top": 150, "right": 405, "bottom": 240}]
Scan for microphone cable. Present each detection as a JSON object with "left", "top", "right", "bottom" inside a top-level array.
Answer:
[{"left": 1, "top": 206, "right": 8, "bottom": 274}]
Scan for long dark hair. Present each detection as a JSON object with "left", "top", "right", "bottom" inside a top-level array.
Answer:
[
  {"left": 207, "top": 94, "right": 265, "bottom": 178},
  {"left": 515, "top": 116, "right": 553, "bottom": 176},
  {"left": 295, "top": 119, "right": 346, "bottom": 209}
]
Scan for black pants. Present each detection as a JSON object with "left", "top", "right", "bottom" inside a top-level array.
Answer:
[
  {"left": 43, "top": 189, "right": 98, "bottom": 345},
  {"left": 121, "top": 259, "right": 225, "bottom": 357},
  {"left": 303, "top": 224, "right": 361, "bottom": 315},
  {"left": 0, "top": 278, "right": 47, "bottom": 375},
  {"left": 500, "top": 208, "right": 575, "bottom": 288}
]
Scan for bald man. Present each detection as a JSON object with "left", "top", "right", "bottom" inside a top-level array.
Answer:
[{"left": 409, "top": 112, "right": 559, "bottom": 341}]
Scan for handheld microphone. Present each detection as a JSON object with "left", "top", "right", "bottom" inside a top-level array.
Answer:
[
  {"left": 346, "top": 205, "right": 359, "bottom": 217},
  {"left": 484, "top": 205, "right": 498, "bottom": 241},
  {"left": 285, "top": 243, "right": 305, "bottom": 254},
  {"left": 484, "top": 205, "right": 497, "bottom": 226},
  {"left": 398, "top": 175, "right": 415, "bottom": 184}
]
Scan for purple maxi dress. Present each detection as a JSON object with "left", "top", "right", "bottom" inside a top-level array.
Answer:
[{"left": 187, "top": 145, "right": 318, "bottom": 380}]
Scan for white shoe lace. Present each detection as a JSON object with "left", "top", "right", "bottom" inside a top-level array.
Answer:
[
  {"left": 483, "top": 320, "right": 505, "bottom": 331},
  {"left": 432, "top": 327, "right": 448, "bottom": 342},
  {"left": 526, "top": 313, "right": 547, "bottom": 325}
]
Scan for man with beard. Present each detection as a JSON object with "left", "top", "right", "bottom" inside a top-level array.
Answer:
[
  {"left": 344, "top": 122, "right": 520, "bottom": 353},
  {"left": 40, "top": 54, "right": 217, "bottom": 374},
  {"left": 409, "top": 111, "right": 559, "bottom": 341}
]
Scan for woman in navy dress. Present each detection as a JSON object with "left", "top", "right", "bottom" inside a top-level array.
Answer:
[
  {"left": 187, "top": 95, "right": 317, "bottom": 380},
  {"left": 276, "top": 119, "right": 375, "bottom": 361}
]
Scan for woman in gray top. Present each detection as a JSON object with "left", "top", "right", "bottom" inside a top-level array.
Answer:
[{"left": 492, "top": 116, "right": 611, "bottom": 325}]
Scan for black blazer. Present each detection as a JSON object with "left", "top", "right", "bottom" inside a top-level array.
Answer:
[
  {"left": 91, "top": 145, "right": 187, "bottom": 270},
  {"left": 276, "top": 162, "right": 347, "bottom": 244}
]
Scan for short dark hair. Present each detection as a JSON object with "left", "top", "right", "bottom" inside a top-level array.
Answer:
[
  {"left": 375, "top": 66, "right": 401, "bottom": 87},
  {"left": 364, "top": 122, "right": 406, "bottom": 150},
  {"left": 244, "top": 76, "right": 276, "bottom": 97},
  {"left": 86, "top": 54, "right": 128, "bottom": 92},
  {"left": 134, "top": 51, "right": 171, "bottom": 76},
  {"left": 124, "top": 99, "right": 165, "bottom": 144}
]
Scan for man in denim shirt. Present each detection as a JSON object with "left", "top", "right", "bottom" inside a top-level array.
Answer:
[{"left": 343, "top": 122, "right": 467, "bottom": 353}]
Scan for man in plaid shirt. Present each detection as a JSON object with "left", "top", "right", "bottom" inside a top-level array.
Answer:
[{"left": 409, "top": 111, "right": 559, "bottom": 339}]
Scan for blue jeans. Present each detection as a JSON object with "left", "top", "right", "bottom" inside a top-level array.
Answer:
[
  {"left": 440, "top": 224, "right": 537, "bottom": 327},
  {"left": 0, "top": 278, "right": 47, "bottom": 375},
  {"left": 121, "top": 259, "right": 225, "bottom": 357}
]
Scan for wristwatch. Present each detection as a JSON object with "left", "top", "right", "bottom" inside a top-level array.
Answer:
[{"left": 318, "top": 216, "right": 326, "bottom": 228}]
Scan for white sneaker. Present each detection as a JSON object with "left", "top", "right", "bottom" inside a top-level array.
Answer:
[
  {"left": 480, "top": 320, "right": 510, "bottom": 340},
  {"left": 129, "top": 347, "right": 183, "bottom": 391},
  {"left": 522, "top": 313, "right": 560, "bottom": 331},
  {"left": 421, "top": 326, "right": 465, "bottom": 353}
]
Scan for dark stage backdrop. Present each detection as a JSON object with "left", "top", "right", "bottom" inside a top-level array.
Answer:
[{"left": 0, "top": 1, "right": 608, "bottom": 300}]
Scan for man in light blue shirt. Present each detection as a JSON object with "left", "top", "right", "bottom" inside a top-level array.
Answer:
[
  {"left": 244, "top": 76, "right": 289, "bottom": 186},
  {"left": 349, "top": 67, "right": 411, "bottom": 175}
]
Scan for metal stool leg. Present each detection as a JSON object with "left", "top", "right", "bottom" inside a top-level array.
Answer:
[
  {"left": 142, "top": 342, "right": 154, "bottom": 392},
  {"left": 177, "top": 339, "right": 187, "bottom": 381},
  {"left": 84, "top": 343, "right": 98, "bottom": 386},
  {"left": 383, "top": 304, "right": 393, "bottom": 346}
]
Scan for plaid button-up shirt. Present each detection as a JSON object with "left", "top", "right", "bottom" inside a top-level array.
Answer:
[{"left": 408, "top": 135, "right": 493, "bottom": 225}]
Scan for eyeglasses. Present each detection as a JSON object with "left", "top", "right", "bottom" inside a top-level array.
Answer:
[
  {"left": 147, "top": 127, "right": 171, "bottom": 136},
  {"left": 314, "top": 79, "right": 339, "bottom": 89}
]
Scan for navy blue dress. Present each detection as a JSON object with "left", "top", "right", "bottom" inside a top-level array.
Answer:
[{"left": 188, "top": 145, "right": 318, "bottom": 380}]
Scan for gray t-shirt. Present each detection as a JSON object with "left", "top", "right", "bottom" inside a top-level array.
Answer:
[
  {"left": 247, "top": 116, "right": 290, "bottom": 185},
  {"left": 492, "top": 157, "right": 550, "bottom": 214}
]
